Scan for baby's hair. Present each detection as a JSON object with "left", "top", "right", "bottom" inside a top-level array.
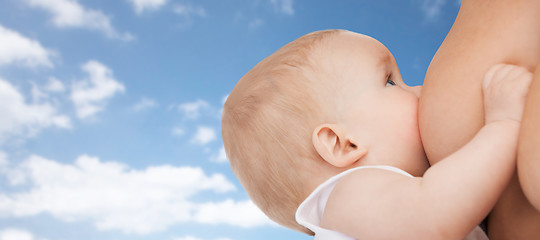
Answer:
[{"left": 222, "top": 29, "right": 344, "bottom": 234}]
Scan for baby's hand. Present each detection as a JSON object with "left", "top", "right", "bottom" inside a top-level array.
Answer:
[{"left": 483, "top": 64, "right": 532, "bottom": 124}]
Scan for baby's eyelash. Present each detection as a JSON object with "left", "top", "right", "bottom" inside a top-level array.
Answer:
[{"left": 386, "top": 73, "right": 396, "bottom": 86}]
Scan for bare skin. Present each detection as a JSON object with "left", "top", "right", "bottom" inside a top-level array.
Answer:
[
  {"left": 519, "top": 66, "right": 540, "bottom": 212},
  {"left": 308, "top": 32, "right": 527, "bottom": 239},
  {"left": 419, "top": 0, "right": 540, "bottom": 239}
]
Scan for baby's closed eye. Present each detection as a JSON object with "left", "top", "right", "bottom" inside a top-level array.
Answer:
[
  {"left": 385, "top": 73, "right": 396, "bottom": 86},
  {"left": 385, "top": 79, "right": 396, "bottom": 86}
]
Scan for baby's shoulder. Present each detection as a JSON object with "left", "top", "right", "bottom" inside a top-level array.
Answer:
[
  {"left": 321, "top": 167, "right": 420, "bottom": 237},
  {"left": 329, "top": 167, "right": 414, "bottom": 202}
]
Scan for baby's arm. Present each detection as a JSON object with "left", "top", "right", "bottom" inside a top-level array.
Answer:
[{"left": 322, "top": 64, "right": 532, "bottom": 239}]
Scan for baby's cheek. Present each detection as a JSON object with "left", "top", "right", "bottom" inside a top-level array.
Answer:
[{"left": 400, "top": 100, "right": 422, "bottom": 146}]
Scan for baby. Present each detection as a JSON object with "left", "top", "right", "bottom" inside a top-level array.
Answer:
[{"left": 221, "top": 29, "right": 532, "bottom": 239}]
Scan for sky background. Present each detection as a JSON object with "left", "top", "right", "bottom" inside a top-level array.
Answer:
[{"left": 0, "top": 0, "right": 460, "bottom": 239}]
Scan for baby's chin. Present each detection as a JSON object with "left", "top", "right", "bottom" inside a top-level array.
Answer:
[{"left": 411, "top": 151, "right": 430, "bottom": 176}]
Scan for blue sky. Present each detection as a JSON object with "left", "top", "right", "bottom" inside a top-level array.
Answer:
[{"left": 0, "top": 0, "right": 459, "bottom": 239}]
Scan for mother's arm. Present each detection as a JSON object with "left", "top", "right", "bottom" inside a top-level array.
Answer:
[
  {"left": 418, "top": 0, "right": 540, "bottom": 239},
  {"left": 519, "top": 65, "right": 540, "bottom": 212}
]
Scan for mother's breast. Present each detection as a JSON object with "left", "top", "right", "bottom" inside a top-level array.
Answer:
[{"left": 419, "top": 0, "right": 540, "bottom": 164}]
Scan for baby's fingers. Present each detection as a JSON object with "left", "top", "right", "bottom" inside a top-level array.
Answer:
[
  {"left": 505, "top": 65, "right": 531, "bottom": 81},
  {"left": 482, "top": 63, "right": 533, "bottom": 124},
  {"left": 483, "top": 64, "right": 506, "bottom": 91},
  {"left": 484, "top": 64, "right": 531, "bottom": 90}
]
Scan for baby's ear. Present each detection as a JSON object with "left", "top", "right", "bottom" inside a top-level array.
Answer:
[{"left": 312, "top": 124, "right": 367, "bottom": 168}]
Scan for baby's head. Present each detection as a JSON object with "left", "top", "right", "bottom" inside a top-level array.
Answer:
[{"left": 222, "top": 30, "right": 428, "bottom": 234}]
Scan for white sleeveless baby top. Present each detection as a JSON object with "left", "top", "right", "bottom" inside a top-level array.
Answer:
[{"left": 295, "top": 165, "right": 489, "bottom": 240}]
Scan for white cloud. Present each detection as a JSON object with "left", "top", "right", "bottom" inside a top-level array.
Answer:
[
  {"left": 30, "top": 82, "right": 47, "bottom": 103},
  {"left": 177, "top": 99, "right": 209, "bottom": 120},
  {"left": 270, "top": 0, "right": 294, "bottom": 16},
  {"left": 0, "top": 78, "right": 71, "bottom": 144},
  {"left": 70, "top": 60, "right": 125, "bottom": 119},
  {"left": 23, "top": 0, "right": 133, "bottom": 41},
  {"left": 45, "top": 77, "right": 65, "bottom": 93},
  {"left": 194, "top": 199, "right": 270, "bottom": 227},
  {"left": 0, "top": 151, "right": 7, "bottom": 168},
  {"left": 419, "top": 0, "right": 446, "bottom": 20},
  {"left": 0, "top": 152, "right": 16, "bottom": 184},
  {"left": 0, "top": 228, "right": 43, "bottom": 240},
  {"left": 0, "top": 25, "right": 54, "bottom": 68},
  {"left": 0, "top": 154, "right": 271, "bottom": 234},
  {"left": 127, "top": 0, "right": 168, "bottom": 14},
  {"left": 191, "top": 126, "right": 216, "bottom": 145},
  {"left": 132, "top": 97, "right": 157, "bottom": 112},
  {"left": 210, "top": 147, "right": 228, "bottom": 163},
  {"left": 173, "top": 4, "right": 207, "bottom": 28}
]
